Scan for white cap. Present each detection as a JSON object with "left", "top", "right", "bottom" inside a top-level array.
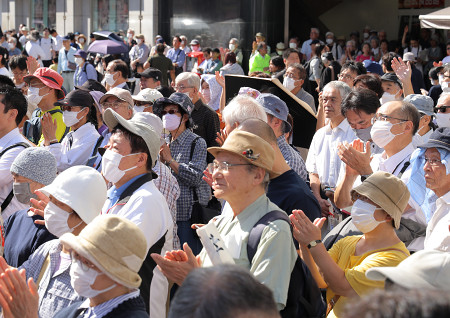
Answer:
[{"left": 132, "top": 88, "right": 163, "bottom": 103}]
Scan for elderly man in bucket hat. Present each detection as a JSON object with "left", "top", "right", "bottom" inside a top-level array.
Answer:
[
  {"left": 152, "top": 129, "right": 297, "bottom": 311},
  {"left": 100, "top": 108, "right": 174, "bottom": 317},
  {"left": 291, "top": 171, "right": 410, "bottom": 318}
]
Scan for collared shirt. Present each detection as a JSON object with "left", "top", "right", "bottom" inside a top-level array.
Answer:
[
  {"left": 205, "top": 58, "right": 223, "bottom": 74},
  {"left": 424, "top": 191, "right": 450, "bottom": 252},
  {"left": 58, "top": 46, "right": 77, "bottom": 73},
  {"left": 47, "top": 122, "right": 100, "bottom": 173},
  {"left": 79, "top": 289, "right": 140, "bottom": 318},
  {"left": 295, "top": 88, "right": 316, "bottom": 113},
  {"left": 148, "top": 53, "right": 174, "bottom": 87},
  {"left": 277, "top": 135, "right": 308, "bottom": 181},
  {"left": 129, "top": 43, "right": 150, "bottom": 64},
  {"left": 200, "top": 195, "right": 297, "bottom": 310},
  {"left": 301, "top": 39, "right": 324, "bottom": 61},
  {"left": 106, "top": 173, "right": 146, "bottom": 210},
  {"left": 370, "top": 143, "right": 415, "bottom": 176},
  {"left": 191, "top": 99, "right": 220, "bottom": 161},
  {"left": 20, "top": 239, "right": 84, "bottom": 318},
  {"left": 166, "top": 47, "right": 186, "bottom": 68},
  {"left": 249, "top": 52, "right": 270, "bottom": 74},
  {"left": 25, "top": 41, "right": 45, "bottom": 66},
  {"left": 39, "top": 37, "right": 53, "bottom": 60},
  {"left": 306, "top": 119, "right": 356, "bottom": 188},
  {"left": 153, "top": 160, "right": 181, "bottom": 249},
  {"left": 0, "top": 128, "right": 32, "bottom": 218},
  {"left": 166, "top": 129, "right": 210, "bottom": 221}
]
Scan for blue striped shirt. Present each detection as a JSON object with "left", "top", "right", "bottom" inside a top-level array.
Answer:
[{"left": 80, "top": 290, "right": 140, "bottom": 318}]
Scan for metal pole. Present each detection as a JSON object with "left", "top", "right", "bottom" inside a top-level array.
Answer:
[{"left": 284, "top": 0, "right": 289, "bottom": 44}]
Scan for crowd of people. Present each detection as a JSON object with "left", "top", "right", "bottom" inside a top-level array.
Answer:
[{"left": 0, "top": 22, "right": 448, "bottom": 318}]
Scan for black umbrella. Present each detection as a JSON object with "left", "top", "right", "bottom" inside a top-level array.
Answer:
[{"left": 224, "top": 75, "right": 317, "bottom": 148}]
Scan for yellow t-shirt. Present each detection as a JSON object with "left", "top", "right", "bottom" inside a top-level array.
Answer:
[
  {"left": 37, "top": 106, "right": 68, "bottom": 146},
  {"left": 327, "top": 235, "right": 409, "bottom": 317}
]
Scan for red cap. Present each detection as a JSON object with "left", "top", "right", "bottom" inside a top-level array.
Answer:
[{"left": 24, "top": 68, "right": 65, "bottom": 99}]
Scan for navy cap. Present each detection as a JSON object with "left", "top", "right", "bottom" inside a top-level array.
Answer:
[
  {"left": 62, "top": 35, "right": 71, "bottom": 40},
  {"left": 74, "top": 49, "right": 87, "bottom": 59},
  {"left": 381, "top": 72, "right": 402, "bottom": 87},
  {"left": 256, "top": 93, "right": 292, "bottom": 133},
  {"left": 418, "top": 127, "right": 450, "bottom": 152},
  {"left": 153, "top": 92, "right": 194, "bottom": 117},
  {"left": 363, "top": 60, "right": 383, "bottom": 76}
]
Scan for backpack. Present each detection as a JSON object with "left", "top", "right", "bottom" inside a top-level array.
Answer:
[
  {"left": 0, "top": 142, "right": 31, "bottom": 213},
  {"left": 22, "top": 108, "right": 70, "bottom": 145},
  {"left": 82, "top": 61, "right": 104, "bottom": 82},
  {"left": 247, "top": 210, "right": 326, "bottom": 318}
]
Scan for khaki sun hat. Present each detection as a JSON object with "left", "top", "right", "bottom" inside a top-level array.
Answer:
[
  {"left": 99, "top": 87, "right": 134, "bottom": 108},
  {"left": 208, "top": 130, "right": 278, "bottom": 178},
  {"left": 350, "top": 171, "right": 410, "bottom": 229},
  {"left": 60, "top": 215, "right": 147, "bottom": 288}
]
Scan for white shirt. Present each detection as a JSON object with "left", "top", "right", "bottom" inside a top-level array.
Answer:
[
  {"left": 0, "top": 128, "right": 32, "bottom": 218},
  {"left": 102, "top": 180, "right": 173, "bottom": 318},
  {"left": 46, "top": 123, "right": 100, "bottom": 173},
  {"left": 39, "top": 37, "right": 53, "bottom": 60},
  {"left": 424, "top": 192, "right": 450, "bottom": 252},
  {"left": 301, "top": 39, "right": 324, "bottom": 61},
  {"left": 306, "top": 119, "right": 356, "bottom": 188},
  {"left": 52, "top": 35, "right": 63, "bottom": 53},
  {"left": 25, "top": 41, "right": 45, "bottom": 66},
  {"left": 0, "top": 67, "right": 10, "bottom": 77}
]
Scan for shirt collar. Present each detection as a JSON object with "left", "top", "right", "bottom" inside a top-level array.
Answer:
[
  {"left": 380, "top": 143, "right": 415, "bottom": 171},
  {"left": 107, "top": 173, "right": 147, "bottom": 203},
  {"left": 170, "top": 129, "right": 190, "bottom": 145},
  {"left": 235, "top": 194, "right": 267, "bottom": 223},
  {"left": 325, "top": 118, "right": 350, "bottom": 133},
  {"left": 0, "top": 127, "right": 21, "bottom": 148},
  {"left": 79, "top": 289, "right": 140, "bottom": 317}
]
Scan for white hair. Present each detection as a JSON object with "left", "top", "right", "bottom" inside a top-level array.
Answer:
[
  {"left": 311, "top": 28, "right": 320, "bottom": 34},
  {"left": 324, "top": 80, "right": 352, "bottom": 101},
  {"left": 437, "top": 92, "right": 450, "bottom": 105},
  {"left": 175, "top": 72, "right": 200, "bottom": 90},
  {"left": 222, "top": 95, "right": 267, "bottom": 126}
]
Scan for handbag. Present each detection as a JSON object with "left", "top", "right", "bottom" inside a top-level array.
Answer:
[{"left": 190, "top": 188, "right": 220, "bottom": 225}]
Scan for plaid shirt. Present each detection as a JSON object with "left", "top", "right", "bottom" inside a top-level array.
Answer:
[
  {"left": 277, "top": 135, "right": 308, "bottom": 181},
  {"left": 166, "top": 129, "right": 210, "bottom": 221},
  {"left": 20, "top": 239, "right": 84, "bottom": 318},
  {"left": 153, "top": 159, "right": 181, "bottom": 249}
]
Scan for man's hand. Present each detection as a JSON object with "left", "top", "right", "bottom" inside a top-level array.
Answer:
[
  {"left": 26, "top": 56, "right": 39, "bottom": 75},
  {"left": 0, "top": 267, "right": 39, "bottom": 318},
  {"left": 29, "top": 190, "right": 49, "bottom": 226},
  {"left": 289, "top": 210, "right": 325, "bottom": 246},
  {"left": 215, "top": 129, "right": 228, "bottom": 146},
  {"left": 392, "top": 57, "right": 411, "bottom": 83},
  {"left": 151, "top": 243, "right": 200, "bottom": 286},
  {"left": 41, "top": 112, "right": 58, "bottom": 145},
  {"left": 252, "top": 41, "right": 257, "bottom": 52},
  {"left": 337, "top": 140, "right": 372, "bottom": 176},
  {"left": 318, "top": 198, "right": 331, "bottom": 217}
]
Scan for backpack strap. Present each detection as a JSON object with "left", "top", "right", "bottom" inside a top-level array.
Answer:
[
  {"left": 116, "top": 173, "right": 153, "bottom": 205},
  {"left": 90, "top": 135, "right": 104, "bottom": 157},
  {"left": 0, "top": 142, "right": 31, "bottom": 213},
  {"left": 247, "top": 210, "right": 290, "bottom": 262},
  {"left": 189, "top": 137, "right": 201, "bottom": 201}
]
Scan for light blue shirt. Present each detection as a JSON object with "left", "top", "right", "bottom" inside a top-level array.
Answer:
[
  {"left": 57, "top": 47, "right": 77, "bottom": 73},
  {"left": 74, "top": 62, "right": 98, "bottom": 86},
  {"left": 166, "top": 47, "right": 186, "bottom": 68}
]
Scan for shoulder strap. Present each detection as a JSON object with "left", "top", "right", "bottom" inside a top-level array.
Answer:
[
  {"left": 116, "top": 173, "right": 153, "bottom": 205},
  {"left": 190, "top": 137, "right": 201, "bottom": 201},
  {"left": 36, "top": 253, "right": 50, "bottom": 287},
  {"left": 397, "top": 161, "right": 410, "bottom": 178},
  {"left": 91, "top": 135, "right": 104, "bottom": 157},
  {"left": 48, "top": 108, "right": 63, "bottom": 115},
  {"left": 247, "top": 210, "right": 290, "bottom": 262},
  {"left": 0, "top": 142, "right": 30, "bottom": 158}
]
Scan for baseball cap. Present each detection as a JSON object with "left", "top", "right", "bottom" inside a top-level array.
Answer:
[
  {"left": 366, "top": 250, "right": 450, "bottom": 291},
  {"left": 190, "top": 39, "right": 200, "bottom": 46},
  {"left": 24, "top": 67, "right": 65, "bottom": 99},
  {"left": 310, "top": 39, "right": 320, "bottom": 45},
  {"left": 255, "top": 32, "right": 264, "bottom": 38},
  {"left": 136, "top": 68, "right": 162, "bottom": 81},
  {"left": 350, "top": 171, "right": 410, "bottom": 229},
  {"left": 404, "top": 94, "right": 434, "bottom": 116},
  {"left": 276, "top": 42, "right": 285, "bottom": 50},
  {"left": 403, "top": 52, "right": 416, "bottom": 62},
  {"left": 99, "top": 87, "right": 134, "bottom": 108},
  {"left": 380, "top": 73, "right": 402, "bottom": 87},
  {"left": 74, "top": 49, "right": 87, "bottom": 59},
  {"left": 54, "top": 89, "right": 95, "bottom": 108},
  {"left": 256, "top": 93, "right": 292, "bottom": 133}
]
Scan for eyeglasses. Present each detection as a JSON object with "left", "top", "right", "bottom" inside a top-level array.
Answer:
[
  {"left": 435, "top": 106, "right": 450, "bottom": 113},
  {"left": 161, "top": 109, "right": 180, "bottom": 116},
  {"left": 284, "top": 73, "right": 299, "bottom": 80},
  {"left": 135, "top": 101, "right": 154, "bottom": 106},
  {"left": 71, "top": 251, "right": 97, "bottom": 271},
  {"left": 11, "top": 70, "right": 27, "bottom": 76},
  {"left": 174, "top": 85, "right": 193, "bottom": 91},
  {"left": 61, "top": 105, "right": 84, "bottom": 112},
  {"left": 422, "top": 156, "right": 443, "bottom": 167},
  {"left": 207, "top": 161, "right": 253, "bottom": 174},
  {"left": 338, "top": 73, "right": 355, "bottom": 81},
  {"left": 101, "top": 101, "right": 128, "bottom": 110},
  {"left": 371, "top": 114, "right": 408, "bottom": 124}
]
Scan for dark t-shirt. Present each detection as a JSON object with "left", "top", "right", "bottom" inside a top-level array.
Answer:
[
  {"left": 192, "top": 100, "right": 220, "bottom": 163},
  {"left": 149, "top": 54, "right": 174, "bottom": 87},
  {"left": 428, "top": 84, "right": 442, "bottom": 105},
  {"left": 4, "top": 209, "right": 57, "bottom": 268}
]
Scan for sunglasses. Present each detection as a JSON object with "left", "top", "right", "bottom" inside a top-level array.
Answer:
[
  {"left": 161, "top": 109, "right": 180, "bottom": 116},
  {"left": 61, "top": 105, "right": 84, "bottom": 112},
  {"left": 435, "top": 106, "right": 450, "bottom": 113}
]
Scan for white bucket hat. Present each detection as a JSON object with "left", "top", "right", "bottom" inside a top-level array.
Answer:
[
  {"left": 132, "top": 88, "right": 163, "bottom": 103},
  {"left": 40, "top": 166, "right": 107, "bottom": 224}
]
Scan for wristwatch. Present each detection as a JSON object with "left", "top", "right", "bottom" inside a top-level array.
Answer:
[{"left": 307, "top": 240, "right": 322, "bottom": 249}]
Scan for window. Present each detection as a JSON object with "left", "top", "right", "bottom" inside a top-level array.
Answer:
[
  {"left": 31, "top": 0, "right": 56, "bottom": 30},
  {"left": 93, "top": 0, "right": 129, "bottom": 32}
]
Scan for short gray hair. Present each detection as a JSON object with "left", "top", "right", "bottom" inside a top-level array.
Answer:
[
  {"left": 438, "top": 92, "right": 450, "bottom": 106},
  {"left": 230, "top": 38, "right": 239, "bottom": 46},
  {"left": 175, "top": 72, "right": 201, "bottom": 90},
  {"left": 222, "top": 95, "right": 267, "bottom": 127},
  {"left": 324, "top": 80, "right": 351, "bottom": 101}
]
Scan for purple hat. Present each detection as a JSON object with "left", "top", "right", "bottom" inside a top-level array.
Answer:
[{"left": 74, "top": 49, "right": 87, "bottom": 59}]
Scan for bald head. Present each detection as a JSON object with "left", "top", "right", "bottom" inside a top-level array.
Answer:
[
  {"left": 379, "top": 100, "right": 420, "bottom": 135},
  {"left": 237, "top": 118, "right": 277, "bottom": 145}
]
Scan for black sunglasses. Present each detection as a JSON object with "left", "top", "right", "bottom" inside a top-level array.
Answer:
[{"left": 161, "top": 109, "right": 180, "bottom": 116}]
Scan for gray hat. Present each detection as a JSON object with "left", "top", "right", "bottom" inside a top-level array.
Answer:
[
  {"left": 404, "top": 94, "right": 434, "bottom": 116},
  {"left": 153, "top": 92, "right": 194, "bottom": 117},
  {"left": 10, "top": 148, "right": 57, "bottom": 186},
  {"left": 102, "top": 108, "right": 160, "bottom": 176},
  {"left": 256, "top": 93, "right": 292, "bottom": 133}
]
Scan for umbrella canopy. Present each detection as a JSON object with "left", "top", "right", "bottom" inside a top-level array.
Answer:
[
  {"left": 224, "top": 75, "right": 317, "bottom": 148},
  {"left": 420, "top": 7, "right": 450, "bottom": 29},
  {"left": 92, "top": 31, "right": 124, "bottom": 43},
  {"left": 87, "top": 39, "right": 128, "bottom": 55}
]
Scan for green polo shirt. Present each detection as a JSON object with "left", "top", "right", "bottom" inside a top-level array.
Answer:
[
  {"left": 249, "top": 52, "right": 270, "bottom": 74},
  {"left": 199, "top": 194, "right": 297, "bottom": 310}
]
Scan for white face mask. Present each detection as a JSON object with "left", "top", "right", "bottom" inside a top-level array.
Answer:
[
  {"left": 127, "top": 33, "right": 133, "bottom": 39},
  {"left": 380, "top": 90, "right": 401, "bottom": 105},
  {"left": 436, "top": 112, "right": 450, "bottom": 128},
  {"left": 438, "top": 74, "right": 444, "bottom": 86},
  {"left": 104, "top": 73, "right": 116, "bottom": 86},
  {"left": 326, "top": 38, "right": 333, "bottom": 45},
  {"left": 370, "top": 120, "right": 405, "bottom": 148},
  {"left": 201, "top": 88, "right": 211, "bottom": 104},
  {"left": 136, "top": 39, "right": 142, "bottom": 45},
  {"left": 13, "top": 182, "right": 37, "bottom": 204},
  {"left": 63, "top": 109, "right": 84, "bottom": 127},
  {"left": 78, "top": 38, "right": 85, "bottom": 44},
  {"left": 283, "top": 77, "right": 296, "bottom": 91},
  {"left": 70, "top": 259, "right": 116, "bottom": 298},
  {"left": 321, "top": 57, "right": 328, "bottom": 64},
  {"left": 277, "top": 50, "right": 283, "bottom": 56},
  {"left": 163, "top": 113, "right": 182, "bottom": 131},
  {"left": 229, "top": 43, "right": 236, "bottom": 51},
  {"left": 351, "top": 199, "right": 385, "bottom": 233},
  {"left": 289, "top": 42, "right": 297, "bottom": 49},
  {"left": 27, "top": 86, "right": 48, "bottom": 107},
  {"left": 8, "top": 43, "right": 14, "bottom": 50},
  {"left": 75, "top": 57, "right": 83, "bottom": 66},
  {"left": 364, "top": 32, "right": 369, "bottom": 39},
  {"left": 441, "top": 81, "right": 450, "bottom": 93},
  {"left": 44, "top": 201, "right": 83, "bottom": 238},
  {"left": 101, "top": 150, "right": 140, "bottom": 184},
  {"left": 134, "top": 105, "right": 146, "bottom": 113}
]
